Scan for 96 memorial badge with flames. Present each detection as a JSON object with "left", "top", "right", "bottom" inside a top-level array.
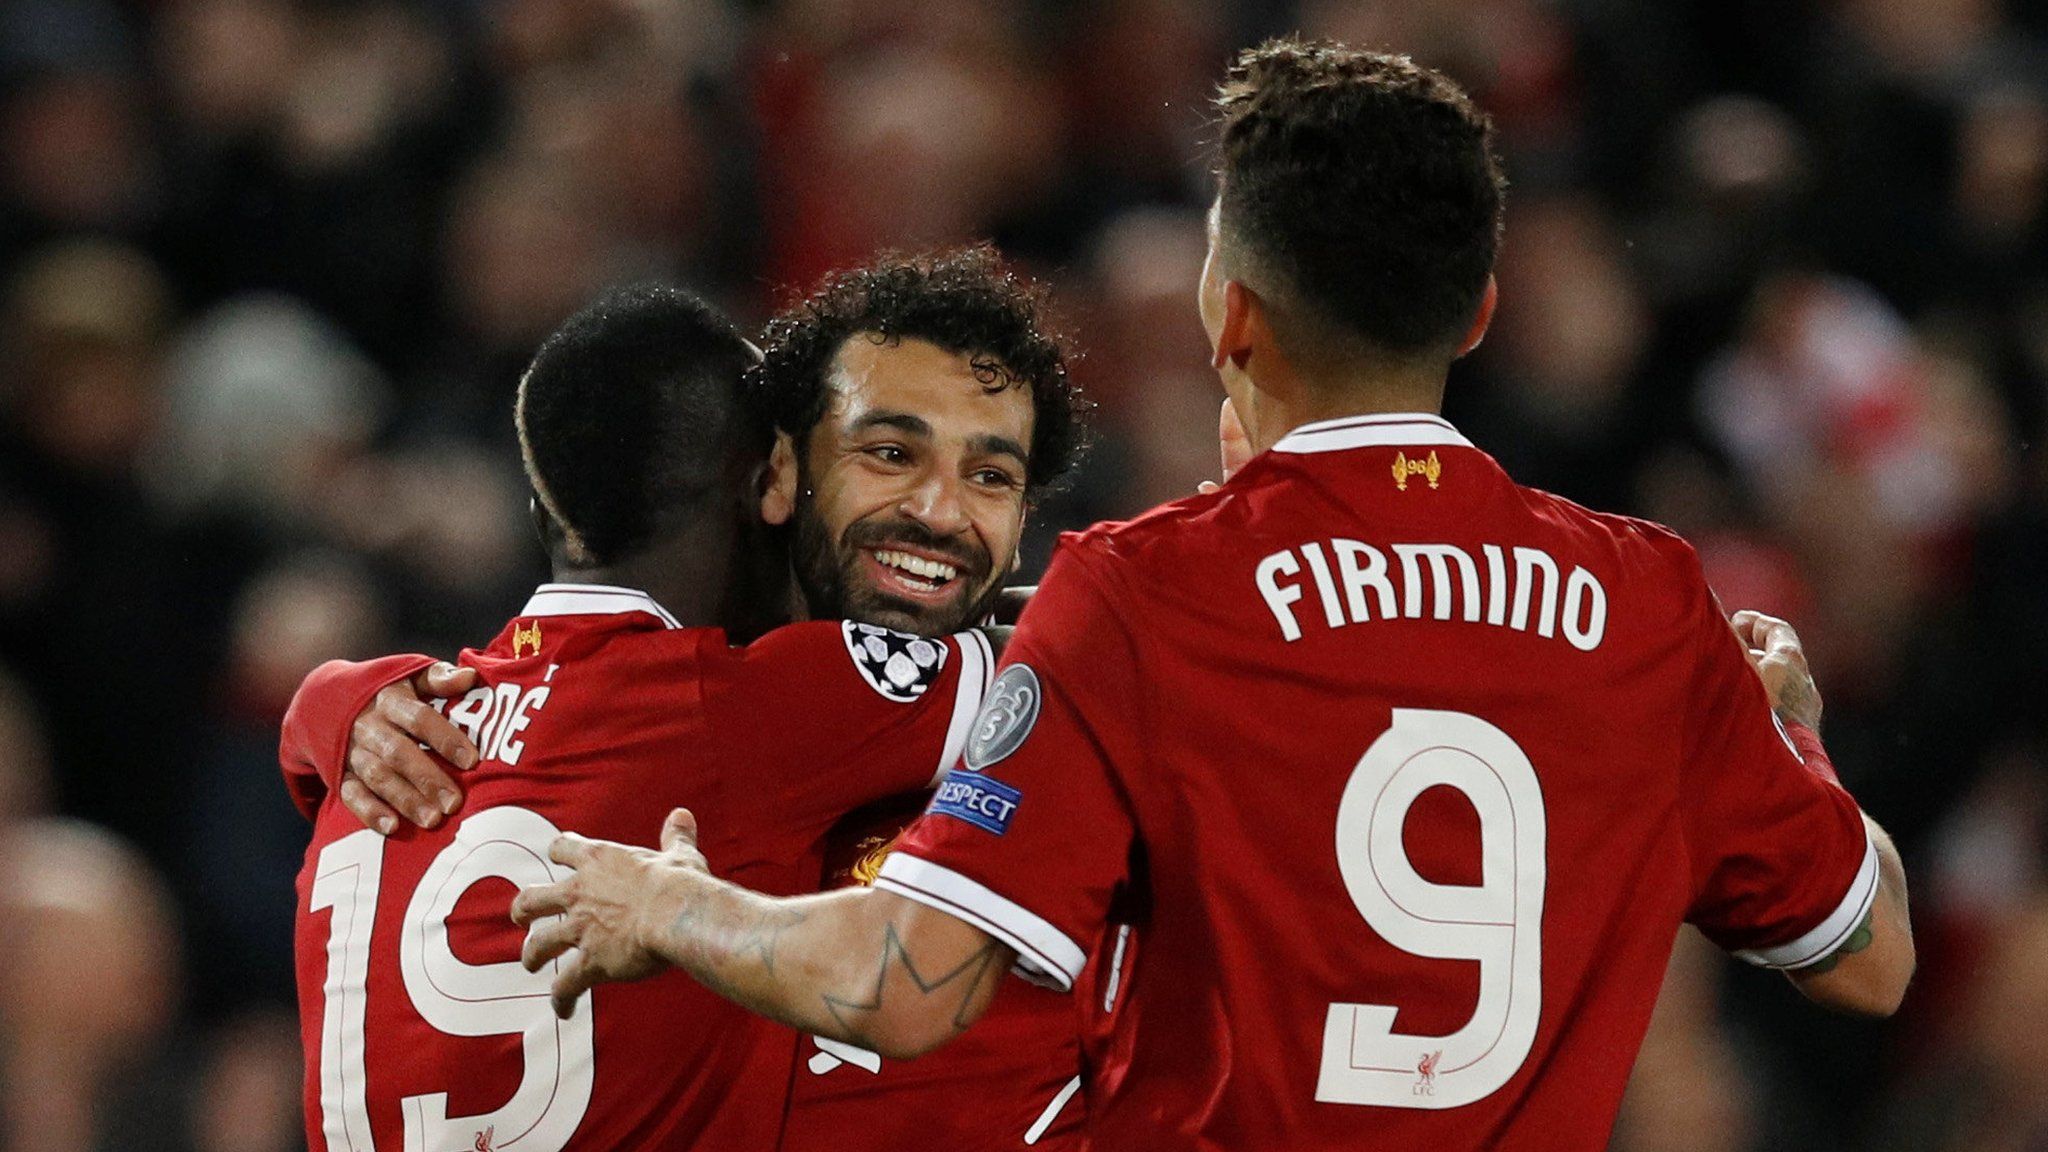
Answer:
[{"left": 840, "top": 620, "right": 947, "bottom": 702}]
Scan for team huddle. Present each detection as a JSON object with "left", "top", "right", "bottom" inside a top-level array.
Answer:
[{"left": 283, "top": 39, "right": 1913, "bottom": 1152}]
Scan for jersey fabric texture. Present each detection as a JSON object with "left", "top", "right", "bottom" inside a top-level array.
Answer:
[
  {"left": 880, "top": 415, "right": 1876, "bottom": 1151},
  {"left": 283, "top": 585, "right": 992, "bottom": 1152},
  {"left": 779, "top": 792, "right": 1087, "bottom": 1151}
]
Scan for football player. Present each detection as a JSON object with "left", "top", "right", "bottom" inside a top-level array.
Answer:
[{"left": 514, "top": 40, "right": 1914, "bottom": 1152}]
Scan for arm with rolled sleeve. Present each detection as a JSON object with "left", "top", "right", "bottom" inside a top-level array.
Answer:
[
  {"left": 876, "top": 544, "right": 1142, "bottom": 991},
  {"left": 1679, "top": 573, "right": 1913, "bottom": 1015}
]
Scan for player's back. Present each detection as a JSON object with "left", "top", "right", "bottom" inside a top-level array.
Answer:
[
  {"left": 1061, "top": 416, "right": 1873, "bottom": 1149},
  {"left": 291, "top": 585, "right": 992, "bottom": 1152}
]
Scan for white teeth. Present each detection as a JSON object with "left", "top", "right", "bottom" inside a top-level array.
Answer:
[{"left": 875, "top": 549, "right": 958, "bottom": 583}]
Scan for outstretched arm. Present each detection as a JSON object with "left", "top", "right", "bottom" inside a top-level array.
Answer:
[{"left": 512, "top": 811, "right": 1012, "bottom": 1059}]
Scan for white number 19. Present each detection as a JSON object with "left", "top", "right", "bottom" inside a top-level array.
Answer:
[
  {"left": 308, "top": 806, "right": 595, "bottom": 1151},
  {"left": 1317, "top": 708, "right": 1547, "bottom": 1109}
]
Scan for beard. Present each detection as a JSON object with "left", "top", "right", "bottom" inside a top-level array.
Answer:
[{"left": 790, "top": 486, "right": 1005, "bottom": 635}]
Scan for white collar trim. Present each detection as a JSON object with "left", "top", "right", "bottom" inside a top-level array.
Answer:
[
  {"left": 518, "top": 583, "right": 681, "bottom": 629},
  {"left": 1270, "top": 412, "right": 1472, "bottom": 455}
]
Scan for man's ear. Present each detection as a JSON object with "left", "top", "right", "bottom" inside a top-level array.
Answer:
[
  {"left": 1457, "top": 275, "right": 1498, "bottom": 358},
  {"left": 1213, "top": 280, "right": 1261, "bottom": 372},
  {"left": 530, "top": 493, "right": 585, "bottom": 564},
  {"left": 759, "top": 432, "right": 800, "bottom": 526},
  {"left": 528, "top": 494, "right": 549, "bottom": 548}
]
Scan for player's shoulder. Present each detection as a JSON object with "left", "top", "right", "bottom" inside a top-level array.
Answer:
[
  {"left": 1052, "top": 485, "right": 1238, "bottom": 570},
  {"left": 1511, "top": 482, "right": 1706, "bottom": 588},
  {"left": 712, "top": 619, "right": 961, "bottom": 706},
  {"left": 489, "top": 618, "right": 719, "bottom": 681}
]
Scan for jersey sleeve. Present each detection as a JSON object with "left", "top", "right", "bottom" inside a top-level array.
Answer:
[
  {"left": 278, "top": 654, "right": 437, "bottom": 821},
  {"left": 708, "top": 621, "right": 996, "bottom": 834},
  {"left": 1678, "top": 573, "right": 1877, "bottom": 970},
  {"left": 877, "top": 543, "right": 1140, "bottom": 991}
]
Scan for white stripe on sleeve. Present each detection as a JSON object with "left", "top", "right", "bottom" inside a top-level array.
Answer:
[
  {"left": 1734, "top": 831, "right": 1881, "bottom": 970},
  {"left": 874, "top": 852, "right": 1086, "bottom": 990},
  {"left": 933, "top": 630, "right": 993, "bottom": 784},
  {"left": 1024, "top": 1076, "right": 1083, "bottom": 1145}
]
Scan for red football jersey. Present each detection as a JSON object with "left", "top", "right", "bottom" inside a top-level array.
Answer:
[
  {"left": 780, "top": 793, "right": 1087, "bottom": 1152},
  {"left": 881, "top": 415, "right": 1878, "bottom": 1151},
  {"left": 284, "top": 584, "right": 995, "bottom": 1152}
]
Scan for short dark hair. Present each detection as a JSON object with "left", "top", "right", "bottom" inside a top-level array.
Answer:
[
  {"left": 1215, "top": 38, "right": 1506, "bottom": 363},
  {"left": 516, "top": 284, "right": 761, "bottom": 566},
  {"left": 748, "top": 245, "right": 1086, "bottom": 494}
]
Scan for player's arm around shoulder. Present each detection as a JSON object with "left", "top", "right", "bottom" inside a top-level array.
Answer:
[
  {"left": 282, "top": 656, "right": 481, "bottom": 833},
  {"left": 280, "top": 654, "right": 475, "bottom": 826},
  {"left": 1732, "top": 611, "right": 1915, "bottom": 1016},
  {"left": 513, "top": 809, "right": 1012, "bottom": 1060}
]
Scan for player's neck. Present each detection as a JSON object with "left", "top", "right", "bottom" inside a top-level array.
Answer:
[
  {"left": 1244, "top": 365, "right": 1447, "bottom": 453},
  {"left": 549, "top": 545, "right": 726, "bottom": 629}
]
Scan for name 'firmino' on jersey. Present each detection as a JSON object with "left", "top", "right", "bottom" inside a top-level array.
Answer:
[{"left": 1256, "top": 537, "right": 1607, "bottom": 649}]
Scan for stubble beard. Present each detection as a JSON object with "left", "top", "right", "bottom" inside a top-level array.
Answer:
[{"left": 789, "top": 484, "right": 1005, "bottom": 636}]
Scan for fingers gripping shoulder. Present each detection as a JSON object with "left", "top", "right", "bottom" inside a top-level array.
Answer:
[{"left": 279, "top": 653, "right": 438, "bottom": 818}]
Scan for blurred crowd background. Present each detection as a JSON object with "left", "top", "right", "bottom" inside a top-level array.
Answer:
[{"left": 0, "top": 0, "right": 2044, "bottom": 1148}]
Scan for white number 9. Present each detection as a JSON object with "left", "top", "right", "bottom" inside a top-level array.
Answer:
[
  {"left": 1317, "top": 708, "right": 1547, "bottom": 1109},
  {"left": 399, "top": 807, "right": 593, "bottom": 1150}
]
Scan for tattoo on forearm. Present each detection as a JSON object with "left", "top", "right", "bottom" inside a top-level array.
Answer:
[
  {"left": 821, "top": 924, "right": 1001, "bottom": 1046},
  {"left": 672, "top": 895, "right": 807, "bottom": 984},
  {"left": 1802, "top": 907, "right": 1874, "bottom": 975}
]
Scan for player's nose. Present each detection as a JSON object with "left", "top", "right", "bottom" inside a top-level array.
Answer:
[{"left": 899, "top": 473, "right": 972, "bottom": 538}]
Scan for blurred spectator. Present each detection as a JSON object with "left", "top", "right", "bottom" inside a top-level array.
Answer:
[
  {"left": 149, "top": 294, "right": 387, "bottom": 530},
  {"left": 0, "top": 240, "right": 222, "bottom": 864},
  {"left": 1, "top": 239, "right": 169, "bottom": 479},
  {"left": 0, "top": 667, "right": 53, "bottom": 830},
  {"left": 188, "top": 553, "right": 388, "bottom": 1010},
  {"left": 1611, "top": 932, "right": 1761, "bottom": 1152},
  {"left": 0, "top": 0, "right": 155, "bottom": 257},
  {"left": 424, "top": 154, "right": 613, "bottom": 423},
  {"left": 153, "top": 0, "right": 300, "bottom": 142},
  {"left": 321, "top": 436, "right": 537, "bottom": 648},
  {"left": 1086, "top": 207, "right": 1217, "bottom": 511},
  {"left": 0, "top": 819, "right": 181, "bottom": 1152},
  {"left": 1457, "top": 194, "right": 1663, "bottom": 510},
  {"left": 188, "top": 1008, "right": 304, "bottom": 1152},
  {"left": 1064, "top": 0, "right": 1229, "bottom": 215},
  {"left": 755, "top": 34, "right": 1065, "bottom": 285},
  {"left": 1880, "top": 892, "right": 2048, "bottom": 1151}
]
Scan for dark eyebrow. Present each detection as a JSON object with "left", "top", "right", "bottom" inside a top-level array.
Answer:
[
  {"left": 850, "top": 409, "right": 1028, "bottom": 471},
  {"left": 970, "top": 434, "right": 1030, "bottom": 469},
  {"left": 848, "top": 410, "right": 933, "bottom": 439}
]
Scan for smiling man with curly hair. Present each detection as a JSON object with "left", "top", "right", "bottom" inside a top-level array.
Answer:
[{"left": 749, "top": 244, "right": 1087, "bottom": 635}]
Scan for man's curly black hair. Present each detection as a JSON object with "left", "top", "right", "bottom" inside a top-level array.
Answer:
[
  {"left": 1215, "top": 38, "right": 1506, "bottom": 363},
  {"left": 747, "top": 245, "right": 1087, "bottom": 495}
]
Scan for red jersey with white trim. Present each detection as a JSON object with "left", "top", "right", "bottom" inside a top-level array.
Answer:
[
  {"left": 879, "top": 415, "right": 1877, "bottom": 1151},
  {"left": 779, "top": 794, "right": 1086, "bottom": 1152},
  {"left": 284, "top": 585, "right": 994, "bottom": 1152}
]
